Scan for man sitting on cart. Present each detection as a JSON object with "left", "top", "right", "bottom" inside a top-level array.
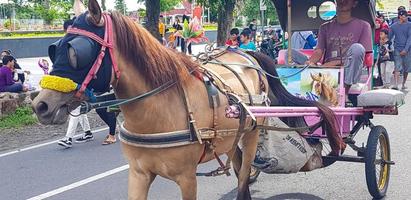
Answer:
[{"left": 288, "top": 0, "right": 372, "bottom": 95}]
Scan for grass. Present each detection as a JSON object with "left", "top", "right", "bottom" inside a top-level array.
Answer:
[
  {"left": 203, "top": 24, "right": 217, "bottom": 31},
  {"left": 0, "top": 106, "right": 38, "bottom": 130},
  {"left": 0, "top": 32, "right": 64, "bottom": 39}
]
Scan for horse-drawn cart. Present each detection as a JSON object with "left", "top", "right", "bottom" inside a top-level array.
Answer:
[
  {"left": 226, "top": 0, "right": 404, "bottom": 198},
  {"left": 32, "top": 0, "right": 405, "bottom": 199}
]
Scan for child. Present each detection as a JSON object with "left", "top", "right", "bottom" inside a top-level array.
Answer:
[
  {"left": 226, "top": 28, "right": 240, "bottom": 47},
  {"left": 38, "top": 58, "right": 50, "bottom": 75},
  {"left": 379, "top": 29, "right": 394, "bottom": 88},
  {"left": 239, "top": 28, "right": 257, "bottom": 51}
]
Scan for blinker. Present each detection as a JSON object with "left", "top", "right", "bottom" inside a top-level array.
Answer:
[
  {"left": 48, "top": 39, "right": 62, "bottom": 63},
  {"left": 67, "top": 36, "right": 98, "bottom": 69}
]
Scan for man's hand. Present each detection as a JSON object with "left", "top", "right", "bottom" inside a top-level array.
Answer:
[
  {"left": 400, "top": 50, "right": 407, "bottom": 56},
  {"left": 305, "top": 60, "right": 316, "bottom": 66}
]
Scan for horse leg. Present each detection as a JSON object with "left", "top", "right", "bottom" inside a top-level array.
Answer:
[
  {"left": 176, "top": 170, "right": 198, "bottom": 200},
  {"left": 232, "top": 146, "right": 243, "bottom": 177},
  {"left": 128, "top": 165, "right": 156, "bottom": 200},
  {"left": 236, "top": 130, "right": 259, "bottom": 200}
]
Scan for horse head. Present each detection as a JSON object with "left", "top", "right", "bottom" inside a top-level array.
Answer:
[
  {"left": 32, "top": 0, "right": 114, "bottom": 124},
  {"left": 310, "top": 72, "right": 324, "bottom": 95}
]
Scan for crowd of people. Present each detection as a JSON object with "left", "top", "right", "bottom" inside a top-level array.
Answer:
[
  {"left": 224, "top": 3, "right": 411, "bottom": 91},
  {"left": 375, "top": 6, "right": 411, "bottom": 90}
]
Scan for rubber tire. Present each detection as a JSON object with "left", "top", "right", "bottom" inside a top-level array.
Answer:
[
  {"left": 365, "top": 126, "right": 391, "bottom": 199},
  {"left": 249, "top": 166, "right": 261, "bottom": 184}
]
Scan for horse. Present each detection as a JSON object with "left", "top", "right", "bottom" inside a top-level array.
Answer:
[
  {"left": 310, "top": 72, "right": 339, "bottom": 106},
  {"left": 31, "top": 0, "right": 344, "bottom": 199}
]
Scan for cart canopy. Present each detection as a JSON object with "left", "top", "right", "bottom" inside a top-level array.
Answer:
[{"left": 272, "top": 0, "right": 376, "bottom": 32}]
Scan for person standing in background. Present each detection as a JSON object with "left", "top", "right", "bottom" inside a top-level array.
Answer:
[
  {"left": 249, "top": 19, "right": 258, "bottom": 42},
  {"left": 389, "top": 9, "right": 411, "bottom": 90}
]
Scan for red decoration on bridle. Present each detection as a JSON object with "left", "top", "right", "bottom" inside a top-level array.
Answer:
[{"left": 67, "top": 13, "right": 120, "bottom": 98}]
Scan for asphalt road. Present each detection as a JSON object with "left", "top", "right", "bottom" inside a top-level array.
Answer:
[{"left": 2, "top": 54, "right": 411, "bottom": 199}]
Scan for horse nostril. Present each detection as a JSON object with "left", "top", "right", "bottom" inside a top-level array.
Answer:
[{"left": 36, "top": 101, "right": 49, "bottom": 115}]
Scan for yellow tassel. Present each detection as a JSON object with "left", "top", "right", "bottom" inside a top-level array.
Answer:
[{"left": 40, "top": 75, "right": 78, "bottom": 93}]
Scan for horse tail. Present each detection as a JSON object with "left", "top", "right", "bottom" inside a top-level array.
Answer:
[{"left": 247, "top": 51, "right": 345, "bottom": 155}]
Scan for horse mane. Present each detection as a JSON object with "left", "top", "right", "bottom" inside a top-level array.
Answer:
[{"left": 110, "top": 12, "right": 198, "bottom": 88}]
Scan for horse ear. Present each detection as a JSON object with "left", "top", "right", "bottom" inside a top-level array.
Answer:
[
  {"left": 310, "top": 73, "right": 316, "bottom": 80},
  {"left": 73, "top": 0, "right": 86, "bottom": 17},
  {"left": 87, "top": 0, "right": 104, "bottom": 26}
]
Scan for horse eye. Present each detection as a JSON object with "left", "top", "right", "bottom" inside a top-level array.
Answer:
[{"left": 68, "top": 47, "right": 78, "bottom": 69}]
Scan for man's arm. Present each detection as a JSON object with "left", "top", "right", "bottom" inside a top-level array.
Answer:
[
  {"left": 5, "top": 69, "right": 14, "bottom": 85},
  {"left": 359, "top": 22, "right": 373, "bottom": 53},
  {"left": 389, "top": 26, "right": 394, "bottom": 42},
  {"left": 404, "top": 24, "right": 411, "bottom": 52},
  {"left": 306, "top": 48, "right": 324, "bottom": 65},
  {"left": 307, "top": 25, "right": 326, "bottom": 65}
]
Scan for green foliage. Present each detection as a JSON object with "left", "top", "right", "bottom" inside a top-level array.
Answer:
[
  {"left": 160, "top": 0, "right": 182, "bottom": 12},
  {"left": 0, "top": 106, "right": 38, "bottom": 130},
  {"left": 115, "top": 0, "right": 126, "bottom": 14},
  {"left": 0, "top": 31, "right": 64, "bottom": 39},
  {"left": 137, "top": 8, "right": 146, "bottom": 17},
  {"left": 3, "top": 20, "right": 21, "bottom": 30},
  {"left": 242, "top": 0, "right": 279, "bottom": 25},
  {"left": 235, "top": 17, "right": 243, "bottom": 27},
  {"left": 1, "top": 0, "right": 71, "bottom": 26}
]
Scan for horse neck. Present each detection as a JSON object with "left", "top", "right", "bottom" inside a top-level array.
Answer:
[{"left": 113, "top": 57, "right": 189, "bottom": 134}]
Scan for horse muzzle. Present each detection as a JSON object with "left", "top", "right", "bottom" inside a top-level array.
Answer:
[{"left": 32, "top": 89, "right": 77, "bottom": 125}]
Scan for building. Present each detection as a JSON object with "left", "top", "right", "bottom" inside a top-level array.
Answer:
[{"left": 161, "top": 1, "right": 192, "bottom": 25}]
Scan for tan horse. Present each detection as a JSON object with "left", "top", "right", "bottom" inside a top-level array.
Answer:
[
  {"left": 311, "top": 72, "right": 339, "bottom": 106},
  {"left": 31, "top": 0, "right": 344, "bottom": 199}
]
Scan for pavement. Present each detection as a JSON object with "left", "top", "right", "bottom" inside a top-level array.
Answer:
[
  {"left": 2, "top": 86, "right": 411, "bottom": 199},
  {"left": 1, "top": 48, "right": 411, "bottom": 199}
]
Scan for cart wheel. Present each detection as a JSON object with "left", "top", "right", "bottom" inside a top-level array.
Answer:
[
  {"left": 249, "top": 166, "right": 261, "bottom": 184},
  {"left": 365, "top": 126, "right": 391, "bottom": 199}
]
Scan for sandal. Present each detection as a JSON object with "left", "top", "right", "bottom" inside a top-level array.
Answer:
[{"left": 102, "top": 135, "right": 116, "bottom": 145}]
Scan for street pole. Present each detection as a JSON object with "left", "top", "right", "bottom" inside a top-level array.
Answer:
[
  {"left": 260, "top": 0, "right": 267, "bottom": 39},
  {"left": 207, "top": 7, "right": 210, "bottom": 23}
]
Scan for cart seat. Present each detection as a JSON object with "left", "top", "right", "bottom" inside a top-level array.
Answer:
[{"left": 358, "top": 89, "right": 405, "bottom": 107}]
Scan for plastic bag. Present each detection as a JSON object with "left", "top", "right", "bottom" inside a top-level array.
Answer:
[{"left": 253, "top": 117, "right": 322, "bottom": 174}]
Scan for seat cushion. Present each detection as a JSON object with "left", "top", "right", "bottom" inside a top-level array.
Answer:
[{"left": 358, "top": 89, "right": 405, "bottom": 107}]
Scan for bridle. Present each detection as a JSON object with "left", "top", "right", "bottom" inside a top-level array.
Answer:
[{"left": 66, "top": 13, "right": 120, "bottom": 99}]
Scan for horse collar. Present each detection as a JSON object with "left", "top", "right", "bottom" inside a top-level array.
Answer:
[{"left": 67, "top": 13, "right": 120, "bottom": 98}]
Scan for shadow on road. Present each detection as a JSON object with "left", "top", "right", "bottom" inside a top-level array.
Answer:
[
  {"left": 254, "top": 193, "right": 324, "bottom": 200},
  {"left": 219, "top": 188, "right": 323, "bottom": 200}
]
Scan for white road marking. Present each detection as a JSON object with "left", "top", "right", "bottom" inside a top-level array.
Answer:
[
  {"left": 26, "top": 164, "right": 129, "bottom": 200},
  {"left": 0, "top": 127, "right": 109, "bottom": 158}
]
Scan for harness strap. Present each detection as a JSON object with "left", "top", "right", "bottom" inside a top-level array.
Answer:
[
  {"left": 67, "top": 13, "right": 120, "bottom": 98},
  {"left": 119, "top": 123, "right": 238, "bottom": 148},
  {"left": 180, "top": 84, "right": 203, "bottom": 144},
  {"left": 211, "top": 58, "right": 254, "bottom": 105}
]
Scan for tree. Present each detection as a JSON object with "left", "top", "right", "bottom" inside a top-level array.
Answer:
[
  {"left": 160, "top": 0, "right": 181, "bottom": 12},
  {"left": 196, "top": 0, "right": 239, "bottom": 46},
  {"left": 241, "top": 0, "right": 278, "bottom": 25},
  {"left": 101, "top": 0, "right": 106, "bottom": 11},
  {"left": 115, "top": 0, "right": 126, "bottom": 14},
  {"left": 144, "top": 0, "right": 161, "bottom": 40},
  {"left": 137, "top": 0, "right": 183, "bottom": 40}
]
